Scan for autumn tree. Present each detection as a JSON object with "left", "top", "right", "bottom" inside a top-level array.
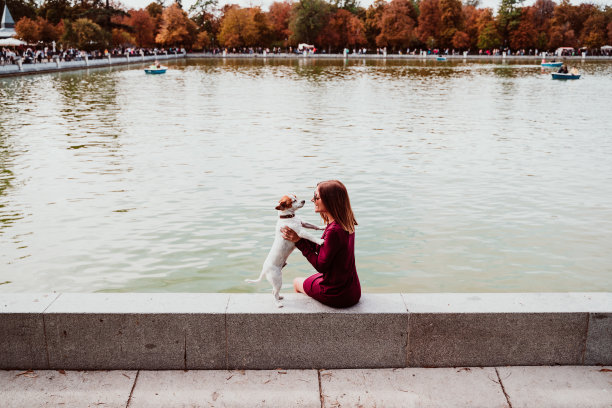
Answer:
[
  {"left": 580, "top": 12, "right": 606, "bottom": 49},
  {"left": 194, "top": 30, "right": 212, "bottom": 50},
  {"left": 377, "top": 0, "right": 418, "bottom": 51},
  {"left": 127, "top": 9, "right": 157, "bottom": 47},
  {"left": 509, "top": 6, "right": 537, "bottom": 50},
  {"left": 463, "top": 4, "right": 483, "bottom": 49},
  {"left": 217, "top": 7, "right": 269, "bottom": 48},
  {"left": 364, "top": 0, "right": 386, "bottom": 49},
  {"left": 156, "top": 2, "right": 197, "bottom": 46},
  {"left": 417, "top": 0, "right": 441, "bottom": 48},
  {"left": 111, "top": 28, "right": 135, "bottom": 47},
  {"left": 451, "top": 30, "right": 470, "bottom": 49},
  {"left": 146, "top": 2, "right": 164, "bottom": 38},
  {"left": 289, "top": 0, "right": 331, "bottom": 44},
  {"left": 15, "top": 17, "right": 39, "bottom": 44},
  {"left": 439, "top": 0, "right": 464, "bottom": 48},
  {"left": 268, "top": 1, "right": 293, "bottom": 46},
  {"left": 190, "top": 0, "right": 220, "bottom": 45},
  {"left": 477, "top": 10, "right": 501, "bottom": 50},
  {"left": 316, "top": 9, "right": 366, "bottom": 52}
]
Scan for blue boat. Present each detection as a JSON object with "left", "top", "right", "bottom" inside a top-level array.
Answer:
[
  {"left": 541, "top": 61, "right": 563, "bottom": 68},
  {"left": 552, "top": 73, "right": 580, "bottom": 80},
  {"left": 144, "top": 64, "right": 167, "bottom": 74},
  {"left": 436, "top": 56, "right": 447, "bottom": 61}
]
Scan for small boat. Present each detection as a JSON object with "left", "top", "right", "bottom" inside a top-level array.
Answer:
[
  {"left": 144, "top": 65, "right": 167, "bottom": 74},
  {"left": 552, "top": 72, "right": 580, "bottom": 80},
  {"left": 436, "top": 56, "right": 447, "bottom": 61},
  {"left": 541, "top": 61, "right": 563, "bottom": 68}
]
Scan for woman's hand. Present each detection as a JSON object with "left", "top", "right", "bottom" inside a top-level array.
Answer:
[{"left": 281, "top": 226, "right": 300, "bottom": 243}]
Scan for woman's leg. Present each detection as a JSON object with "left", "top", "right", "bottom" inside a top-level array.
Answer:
[{"left": 293, "top": 277, "right": 306, "bottom": 294}]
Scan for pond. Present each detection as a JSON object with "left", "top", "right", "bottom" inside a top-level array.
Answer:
[{"left": 1, "top": 57, "right": 611, "bottom": 293}]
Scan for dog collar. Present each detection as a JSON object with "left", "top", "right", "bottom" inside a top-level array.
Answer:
[{"left": 279, "top": 214, "right": 295, "bottom": 219}]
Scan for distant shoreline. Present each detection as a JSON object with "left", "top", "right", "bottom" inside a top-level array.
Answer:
[{"left": 1, "top": 52, "right": 610, "bottom": 78}]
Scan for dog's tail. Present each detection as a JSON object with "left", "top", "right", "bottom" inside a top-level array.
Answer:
[{"left": 245, "top": 268, "right": 265, "bottom": 284}]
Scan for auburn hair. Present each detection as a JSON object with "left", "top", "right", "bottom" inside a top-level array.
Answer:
[{"left": 317, "top": 180, "right": 357, "bottom": 234}]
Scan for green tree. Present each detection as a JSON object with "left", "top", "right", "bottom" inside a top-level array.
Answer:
[
  {"left": 67, "top": 18, "right": 109, "bottom": 51},
  {"left": 38, "top": 0, "right": 72, "bottom": 25},
  {"left": 289, "top": 0, "right": 331, "bottom": 44},
  {"left": 497, "top": 0, "right": 524, "bottom": 48},
  {"left": 478, "top": 20, "right": 501, "bottom": 49},
  {"left": 5, "top": 0, "right": 37, "bottom": 22}
]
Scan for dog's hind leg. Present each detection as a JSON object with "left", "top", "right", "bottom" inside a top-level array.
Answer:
[{"left": 267, "top": 270, "right": 284, "bottom": 307}]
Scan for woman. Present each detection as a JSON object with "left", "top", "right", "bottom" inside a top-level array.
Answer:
[{"left": 281, "top": 180, "right": 361, "bottom": 308}]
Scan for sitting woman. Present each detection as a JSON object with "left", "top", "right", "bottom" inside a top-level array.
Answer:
[{"left": 281, "top": 180, "right": 361, "bottom": 308}]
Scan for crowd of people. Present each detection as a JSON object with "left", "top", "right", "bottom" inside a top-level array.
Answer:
[
  {"left": 2, "top": 43, "right": 610, "bottom": 66},
  {"left": 0, "top": 46, "right": 186, "bottom": 66}
]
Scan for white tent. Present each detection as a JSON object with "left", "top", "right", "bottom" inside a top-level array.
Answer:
[
  {"left": 0, "top": 37, "right": 26, "bottom": 46},
  {"left": 601, "top": 45, "right": 612, "bottom": 51}
]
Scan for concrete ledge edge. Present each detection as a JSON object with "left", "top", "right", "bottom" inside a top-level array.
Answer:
[{"left": 1, "top": 292, "right": 610, "bottom": 370}]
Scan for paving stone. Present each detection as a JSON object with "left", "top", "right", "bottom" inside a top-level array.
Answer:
[
  {"left": 0, "top": 369, "right": 136, "bottom": 407},
  {"left": 584, "top": 313, "right": 612, "bottom": 365},
  {"left": 129, "top": 369, "right": 320, "bottom": 407},
  {"left": 403, "top": 293, "right": 589, "bottom": 366},
  {"left": 44, "top": 293, "right": 228, "bottom": 370},
  {"left": 320, "top": 367, "right": 508, "bottom": 407},
  {"left": 226, "top": 293, "right": 409, "bottom": 369},
  {"left": 497, "top": 366, "right": 612, "bottom": 408},
  {"left": 0, "top": 294, "right": 60, "bottom": 369}
]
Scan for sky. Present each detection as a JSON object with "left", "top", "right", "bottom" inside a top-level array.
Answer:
[{"left": 118, "top": 0, "right": 609, "bottom": 15}]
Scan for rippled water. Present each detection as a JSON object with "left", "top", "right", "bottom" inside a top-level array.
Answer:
[{"left": 1, "top": 58, "right": 611, "bottom": 293}]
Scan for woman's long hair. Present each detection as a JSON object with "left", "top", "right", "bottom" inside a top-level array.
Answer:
[{"left": 317, "top": 180, "right": 357, "bottom": 234}]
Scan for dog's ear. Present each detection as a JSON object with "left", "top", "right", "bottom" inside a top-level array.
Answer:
[{"left": 276, "top": 195, "right": 291, "bottom": 210}]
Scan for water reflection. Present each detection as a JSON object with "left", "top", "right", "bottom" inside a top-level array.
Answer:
[{"left": 1, "top": 58, "right": 611, "bottom": 294}]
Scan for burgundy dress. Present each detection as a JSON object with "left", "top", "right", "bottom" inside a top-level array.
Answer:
[{"left": 295, "top": 221, "right": 361, "bottom": 308}]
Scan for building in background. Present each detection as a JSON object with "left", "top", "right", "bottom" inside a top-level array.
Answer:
[{"left": 0, "top": 3, "right": 16, "bottom": 39}]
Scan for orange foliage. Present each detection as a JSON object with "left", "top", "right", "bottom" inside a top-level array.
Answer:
[
  {"left": 439, "top": 0, "right": 463, "bottom": 47},
  {"left": 451, "top": 30, "right": 470, "bottom": 49},
  {"left": 155, "top": 3, "right": 197, "bottom": 46},
  {"left": 268, "top": 1, "right": 293, "bottom": 44},
  {"left": 417, "top": 0, "right": 441, "bottom": 47},
  {"left": 15, "top": 17, "right": 39, "bottom": 44},
  {"left": 127, "top": 9, "right": 156, "bottom": 48},
  {"left": 217, "top": 7, "right": 270, "bottom": 48},
  {"left": 376, "top": 0, "right": 418, "bottom": 49},
  {"left": 112, "top": 28, "right": 135, "bottom": 47},
  {"left": 316, "top": 9, "right": 366, "bottom": 50},
  {"left": 509, "top": 7, "right": 537, "bottom": 49}
]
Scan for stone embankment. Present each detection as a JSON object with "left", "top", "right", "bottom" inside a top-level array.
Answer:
[
  {"left": 2, "top": 53, "right": 611, "bottom": 78},
  {"left": 1, "top": 292, "right": 610, "bottom": 370}
]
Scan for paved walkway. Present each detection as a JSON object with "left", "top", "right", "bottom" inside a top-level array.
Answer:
[{"left": 1, "top": 366, "right": 610, "bottom": 407}]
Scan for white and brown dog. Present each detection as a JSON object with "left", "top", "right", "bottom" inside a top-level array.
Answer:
[{"left": 245, "top": 194, "right": 325, "bottom": 307}]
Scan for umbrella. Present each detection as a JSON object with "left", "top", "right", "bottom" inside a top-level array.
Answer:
[{"left": 0, "top": 37, "right": 26, "bottom": 46}]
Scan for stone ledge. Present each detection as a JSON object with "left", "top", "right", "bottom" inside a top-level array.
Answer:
[{"left": 0, "top": 293, "right": 610, "bottom": 369}]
